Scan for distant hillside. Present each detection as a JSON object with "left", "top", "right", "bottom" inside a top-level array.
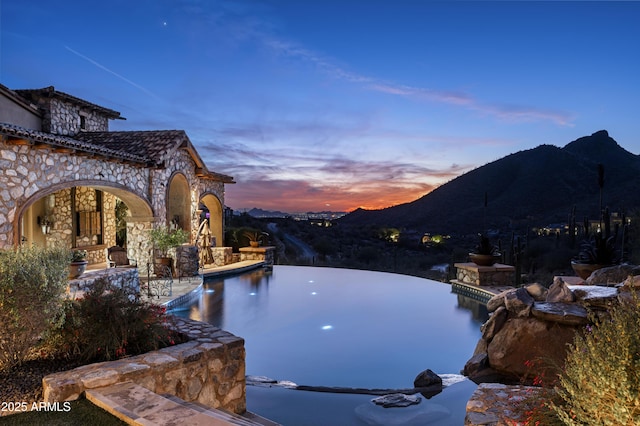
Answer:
[
  {"left": 240, "top": 207, "right": 347, "bottom": 219},
  {"left": 340, "top": 130, "right": 640, "bottom": 235}
]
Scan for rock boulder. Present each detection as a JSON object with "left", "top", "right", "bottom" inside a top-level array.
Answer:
[{"left": 464, "top": 278, "right": 632, "bottom": 384}]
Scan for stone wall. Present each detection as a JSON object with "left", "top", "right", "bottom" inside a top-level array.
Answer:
[
  {"left": 68, "top": 267, "right": 140, "bottom": 296},
  {"left": 43, "top": 317, "right": 246, "bottom": 414},
  {"left": 41, "top": 98, "right": 109, "bottom": 135},
  {"left": 0, "top": 145, "right": 226, "bottom": 263},
  {"left": 176, "top": 245, "right": 200, "bottom": 277},
  {"left": 239, "top": 246, "right": 275, "bottom": 267},
  {"left": 211, "top": 247, "right": 234, "bottom": 266},
  {"left": 453, "top": 262, "right": 515, "bottom": 286}
]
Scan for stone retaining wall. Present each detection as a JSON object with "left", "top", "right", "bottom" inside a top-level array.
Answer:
[
  {"left": 68, "top": 267, "right": 139, "bottom": 296},
  {"left": 42, "top": 317, "right": 246, "bottom": 414}
]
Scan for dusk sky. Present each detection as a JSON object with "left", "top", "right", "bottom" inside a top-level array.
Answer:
[{"left": 2, "top": 1, "right": 639, "bottom": 213}]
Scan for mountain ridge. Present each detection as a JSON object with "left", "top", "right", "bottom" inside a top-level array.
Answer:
[{"left": 339, "top": 130, "right": 640, "bottom": 234}]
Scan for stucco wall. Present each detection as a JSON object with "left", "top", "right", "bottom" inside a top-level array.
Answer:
[{"left": 0, "top": 96, "right": 41, "bottom": 130}]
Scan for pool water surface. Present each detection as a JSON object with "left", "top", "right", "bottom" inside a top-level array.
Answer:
[{"left": 172, "top": 265, "right": 487, "bottom": 425}]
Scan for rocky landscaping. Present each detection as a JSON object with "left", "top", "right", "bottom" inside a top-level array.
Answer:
[{"left": 463, "top": 264, "right": 640, "bottom": 425}]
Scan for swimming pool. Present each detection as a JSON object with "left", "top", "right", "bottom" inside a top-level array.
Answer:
[{"left": 172, "top": 265, "right": 486, "bottom": 425}]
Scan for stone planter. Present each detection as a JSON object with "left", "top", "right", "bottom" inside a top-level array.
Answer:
[
  {"left": 68, "top": 260, "right": 88, "bottom": 279},
  {"left": 469, "top": 253, "right": 500, "bottom": 267},
  {"left": 43, "top": 317, "right": 246, "bottom": 414}
]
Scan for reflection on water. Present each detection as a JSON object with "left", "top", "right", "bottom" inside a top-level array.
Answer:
[
  {"left": 173, "top": 266, "right": 486, "bottom": 425},
  {"left": 456, "top": 294, "right": 489, "bottom": 324}
]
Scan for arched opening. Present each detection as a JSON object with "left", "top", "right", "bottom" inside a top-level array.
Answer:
[
  {"left": 17, "top": 182, "right": 154, "bottom": 265},
  {"left": 167, "top": 173, "right": 191, "bottom": 236},
  {"left": 200, "top": 193, "right": 224, "bottom": 247}
]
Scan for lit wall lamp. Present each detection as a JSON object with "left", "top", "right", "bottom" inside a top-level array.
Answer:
[
  {"left": 38, "top": 215, "right": 53, "bottom": 234},
  {"left": 170, "top": 215, "right": 180, "bottom": 230}
]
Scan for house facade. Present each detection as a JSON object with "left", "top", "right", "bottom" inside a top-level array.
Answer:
[{"left": 0, "top": 84, "right": 234, "bottom": 268}]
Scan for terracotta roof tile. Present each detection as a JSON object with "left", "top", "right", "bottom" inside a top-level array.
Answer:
[
  {"left": 0, "top": 122, "right": 148, "bottom": 164},
  {"left": 76, "top": 130, "right": 188, "bottom": 166},
  {"left": 0, "top": 123, "right": 235, "bottom": 183},
  {"left": 15, "top": 86, "right": 123, "bottom": 120}
]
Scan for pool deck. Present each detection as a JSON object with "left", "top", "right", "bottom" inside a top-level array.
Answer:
[{"left": 143, "top": 260, "right": 267, "bottom": 308}]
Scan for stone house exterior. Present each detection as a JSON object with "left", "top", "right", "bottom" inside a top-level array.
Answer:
[{"left": 0, "top": 84, "right": 234, "bottom": 268}]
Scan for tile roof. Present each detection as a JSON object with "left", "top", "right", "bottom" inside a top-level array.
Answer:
[
  {"left": 0, "top": 123, "right": 235, "bottom": 183},
  {"left": 15, "top": 86, "right": 123, "bottom": 120},
  {"left": 76, "top": 130, "right": 234, "bottom": 182},
  {"left": 76, "top": 130, "right": 187, "bottom": 166},
  {"left": 0, "top": 83, "right": 41, "bottom": 116},
  {"left": 0, "top": 122, "right": 148, "bottom": 164}
]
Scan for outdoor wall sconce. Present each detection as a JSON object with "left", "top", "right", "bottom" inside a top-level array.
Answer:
[
  {"left": 170, "top": 215, "right": 180, "bottom": 230},
  {"left": 38, "top": 216, "right": 53, "bottom": 234}
]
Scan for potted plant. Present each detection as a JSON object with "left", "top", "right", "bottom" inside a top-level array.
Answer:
[
  {"left": 243, "top": 230, "right": 265, "bottom": 248},
  {"left": 148, "top": 226, "right": 189, "bottom": 277},
  {"left": 571, "top": 210, "right": 619, "bottom": 280},
  {"left": 469, "top": 233, "right": 501, "bottom": 266},
  {"left": 69, "top": 249, "right": 88, "bottom": 279}
]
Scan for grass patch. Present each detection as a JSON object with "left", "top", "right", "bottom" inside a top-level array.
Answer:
[{"left": 0, "top": 399, "right": 126, "bottom": 425}]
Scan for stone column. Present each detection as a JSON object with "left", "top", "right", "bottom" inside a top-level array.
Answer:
[
  {"left": 126, "top": 217, "right": 154, "bottom": 272},
  {"left": 176, "top": 245, "right": 199, "bottom": 277}
]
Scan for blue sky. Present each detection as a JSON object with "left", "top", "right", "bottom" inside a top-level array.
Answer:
[{"left": 2, "top": 1, "right": 639, "bottom": 212}]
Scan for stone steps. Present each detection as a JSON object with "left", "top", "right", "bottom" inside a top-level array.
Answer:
[{"left": 85, "top": 381, "right": 279, "bottom": 426}]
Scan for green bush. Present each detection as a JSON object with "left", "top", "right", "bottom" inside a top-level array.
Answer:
[
  {"left": 51, "top": 278, "right": 183, "bottom": 363},
  {"left": 549, "top": 290, "right": 640, "bottom": 425},
  {"left": 0, "top": 246, "right": 71, "bottom": 368}
]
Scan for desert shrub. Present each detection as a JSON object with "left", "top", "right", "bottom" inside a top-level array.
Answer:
[
  {"left": 51, "top": 278, "right": 183, "bottom": 362},
  {"left": 0, "top": 246, "right": 71, "bottom": 368},
  {"left": 548, "top": 291, "right": 640, "bottom": 425}
]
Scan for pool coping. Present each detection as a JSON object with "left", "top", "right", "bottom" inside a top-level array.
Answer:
[{"left": 161, "top": 260, "right": 266, "bottom": 311}]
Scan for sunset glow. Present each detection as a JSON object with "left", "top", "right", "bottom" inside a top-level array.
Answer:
[{"left": 2, "top": 1, "right": 639, "bottom": 212}]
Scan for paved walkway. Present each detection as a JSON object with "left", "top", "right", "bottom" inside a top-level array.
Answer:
[{"left": 79, "top": 259, "right": 273, "bottom": 426}]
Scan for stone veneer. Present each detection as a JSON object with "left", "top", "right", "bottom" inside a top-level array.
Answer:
[
  {"left": 1, "top": 141, "right": 225, "bottom": 265},
  {"left": 42, "top": 317, "right": 246, "bottom": 414},
  {"left": 239, "top": 246, "right": 275, "bottom": 267},
  {"left": 176, "top": 245, "right": 200, "bottom": 277},
  {"left": 36, "top": 97, "right": 109, "bottom": 135},
  {"left": 211, "top": 247, "right": 234, "bottom": 266},
  {"left": 68, "top": 267, "right": 140, "bottom": 296},
  {"left": 453, "top": 262, "right": 515, "bottom": 286}
]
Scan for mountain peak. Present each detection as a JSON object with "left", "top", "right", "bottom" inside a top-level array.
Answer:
[
  {"left": 562, "top": 130, "right": 635, "bottom": 164},
  {"left": 340, "top": 131, "right": 640, "bottom": 234}
]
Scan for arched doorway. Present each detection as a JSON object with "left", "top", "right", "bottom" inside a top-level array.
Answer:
[
  {"left": 200, "top": 193, "right": 224, "bottom": 247},
  {"left": 17, "top": 183, "right": 154, "bottom": 265},
  {"left": 167, "top": 173, "right": 191, "bottom": 235}
]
